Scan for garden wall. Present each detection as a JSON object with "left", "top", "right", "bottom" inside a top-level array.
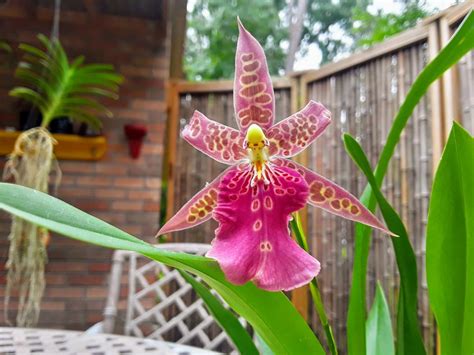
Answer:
[{"left": 0, "top": 3, "right": 167, "bottom": 330}]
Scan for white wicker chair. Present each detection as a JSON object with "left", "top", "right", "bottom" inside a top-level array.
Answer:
[{"left": 94, "top": 243, "right": 241, "bottom": 353}]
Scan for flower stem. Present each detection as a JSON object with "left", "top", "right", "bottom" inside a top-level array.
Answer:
[{"left": 290, "top": 213, "right": 338, "bottom": 355}]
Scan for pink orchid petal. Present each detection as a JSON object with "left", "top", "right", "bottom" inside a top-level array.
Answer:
[
  {"left": 182, "top": 111, "right": 247, "bottom": 165},
  {"left": 233, "top": 19, "right": 275, "bottom": 131},
  {"left": 274, "top": 158, "right": 394, "bottom": 236},
  {"left": 157, "top": 168, "right": 231, "bottom": 236},
  {"left": 208, "top": 165, "right": 320, "bottom": 291},
  {"left": 267, "top": 100, "right": 331, "bottom": 158}
]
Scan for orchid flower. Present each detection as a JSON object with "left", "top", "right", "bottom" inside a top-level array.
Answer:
[{"left": 158, "top": 20, "right": 392, "bottom": 292}]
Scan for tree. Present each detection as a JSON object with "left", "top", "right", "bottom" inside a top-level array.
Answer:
[
  {"left": 184, "top": 0, "right": 288, "bottom": 80},
  {"left": 300, "top": 0, "right": 370, "bottom": 65},
  {"left": 184, "top": 0, "right": 433, "bottom": 79},
  {"left": 350, "top": 0, "right": 431, "bottom": 48}
]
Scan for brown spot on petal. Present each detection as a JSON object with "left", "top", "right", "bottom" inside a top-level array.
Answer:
[
  {"left": 350, "top": 205, "right": 361, "bottom": 215},
  {"left": 331, "top": 199, "right": 341, "bottom": 210}
]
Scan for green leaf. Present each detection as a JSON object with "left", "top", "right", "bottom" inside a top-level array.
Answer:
[
  {"left": 426, "top": 123, "right": 474, "bottom": 355},
  {"left": 343, "top": 134, "right": 425, "bottom": 354},
  {"left": 366, "top": 282, "right": 395, "bottom": 355},
  {"left": 178, "top": 270, "right": 258, "bottom": 355},
  {"left": 0, "top": 182, "right": 325, "bottom": 355},
  {"left": 11, "top": 34, "right": 122, "bottom": 126},
  {"left": 347, "top": 11, "right": 474, "bottom": 355}
]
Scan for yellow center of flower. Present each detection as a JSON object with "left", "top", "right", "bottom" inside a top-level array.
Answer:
[{"left": 245, "top": 124, "right": 269, "bottom": 183}]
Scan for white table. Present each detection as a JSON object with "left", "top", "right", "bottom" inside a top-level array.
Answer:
[{"left": 0, "top": 327, "right": 218, "bottom": 355}]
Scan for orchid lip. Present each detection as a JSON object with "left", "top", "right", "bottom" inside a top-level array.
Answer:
[{"left": 244, "top": 123, "right": 272, "bottom": 185}]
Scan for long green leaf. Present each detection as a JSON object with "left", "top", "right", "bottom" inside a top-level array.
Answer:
[
  {"left": 0, "top": 183, "right": 325, "bottom": 355},
  {"left": 343, "top": 134, "right": 425, "bottom": 354},
  {"left": 347, "top": 11, "right": 474, "bottom": 354},
  {"left": 11, "top": 34, "right": 122, "bottom": 126},
  {"left": 178, "top": 270, "right": 259, "bottom": 355},
  {"left": 366, "top": 282, "right": 395, "bottom": 355},
  {"left": 426, "top": 123, "right": 474, "bottom": 355},
  {"left": 290, "top": 214, "right": 338, "bottom": 355}
]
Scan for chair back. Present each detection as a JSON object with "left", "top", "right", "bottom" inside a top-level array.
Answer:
[{"left": 103, "top": 243, "right": 240, "bottom": 352}]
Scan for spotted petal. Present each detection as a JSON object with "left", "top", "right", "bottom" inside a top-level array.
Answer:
[
  {"left": 182, "top": 111, "right": 246, "bottom": 165},
  {"left": 208, "top": 165, "right": 320, "bottom": 291},
  {"left": 233, "top": 19, "right": 275, "bottom": 131},
  {"left": 267, "top": 101, "right": 331, "bottom": 158},
  {"left": 157, "top": 168, "right": 231, "bottom": 236},
  {"left": 274, "top": 158, "right": 394, "bottom": 235}
]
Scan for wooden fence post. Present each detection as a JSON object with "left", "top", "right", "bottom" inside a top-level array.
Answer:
[{"left": 162, "top": 80, "right": 180, "bottom": 228}]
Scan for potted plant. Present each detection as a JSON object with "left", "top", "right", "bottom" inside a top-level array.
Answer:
[{"left": 3, "top": 34, "right": 123, "bottom": 326}]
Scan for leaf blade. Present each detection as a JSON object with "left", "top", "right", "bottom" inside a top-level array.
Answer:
[
  {"left": 0, "top": 182, "right": 324, "bottom": 355},
  {"left": 343, "top": 134, "right": 425, "bottom": 354},
  {"left": 426, "top": 123, "right": 474, "bottom": 354},
  {"left": 178, "top": 270, "right": 258, "bottom": 355},
  {"left": 366, "top": 282, "right": 395, "bottom": 355}
]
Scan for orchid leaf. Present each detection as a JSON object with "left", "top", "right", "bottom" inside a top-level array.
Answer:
[
  {"left": 426, "top": 123, "right": 474, "bottom": 355},
  {"left": 0, "top": 182, "right": 324, "bottom": 355},
  {"left": 366, "top": 282, "right": 395, "bottom": 355},
  {"left": 343, "top": 134, "right": 425, "bottom": 354},
  {"left": 347, "top": 10, "right": 474, "bottom": 355},
  {"left": 178, "top": 270, "right": 258, "bottom": 355}
]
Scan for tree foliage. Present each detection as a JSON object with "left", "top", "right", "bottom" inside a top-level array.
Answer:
[
  {"left": 350, "top": 0, "right": 430, "bottom": 48},
  {"left": 185, "top": 0, "right": 287, "bottom": 80},
  {"left": 185, "top": 0, "right": 434, "bottom": 80}
]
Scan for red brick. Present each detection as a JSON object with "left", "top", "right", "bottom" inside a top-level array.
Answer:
[
  {"left": 95, "top": 189, "right": 127, "bottom": 199},
  {"left": 46, "top": 288, "right": 85, "bottom": 298},
  {"left": 131, "top": 99, "right": 166, "bottom": 111},
  {"left": 70, "top": 275, "right": 105, "bottom": 286},
  {"left": 146, "top": 178, "right": 161, "bottom": 189},
  {"left": 86, "top": 287, "right": 109, "bottom": 299},
  {"left": 47, "top": 262, "right": 85, "bottom": 272},
  {"left": 114, "top": 109, "right": 149, "bottom": 120},
  {"left": 129, "top": 190, "right": 159, "bottom": 201},
  {"left": 112, "top": 201, "right": 143, "bottom": 211},
  {"left": 60, "top": 162, "right": 96, "bottom": 174},
  {"left": 88, "top": 263, "right": 111, "bottom": 272},
  {"left": 95, "top": 164, "right": 128, "bottom": 176},
  {"left": 114, "top": 177, "right": 145, "bottom": 188},
  {"left": 76, "top": 176, "right": 113, "bottom": 187},
  {"left": 41, "top": 301, "right": 66, "bottom": 311},
  {"left": 143, "top": 202, "right": 159, "bottom": 212},
  {"left": 45, "top": 274, "right": 67, "bottom": 285},
  {"left": 74, "top": 200, "right": 110, "bottom": 211}
]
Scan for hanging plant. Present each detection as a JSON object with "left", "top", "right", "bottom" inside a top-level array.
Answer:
[{"left": 3, "top": 34, "right": 123, "bottom": 326}]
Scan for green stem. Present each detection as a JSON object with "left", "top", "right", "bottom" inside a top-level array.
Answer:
[{"left": 290, "top": 213, "right": 338, "bottom": 355}]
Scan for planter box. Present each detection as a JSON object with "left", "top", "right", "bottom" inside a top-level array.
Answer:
[{"left": 0, "top": 130, "right": 107, "bottom": 161}]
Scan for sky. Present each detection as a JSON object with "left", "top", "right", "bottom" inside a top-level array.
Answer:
[{"left": 294, "top": 0, "right": 457, "bottom": 70}]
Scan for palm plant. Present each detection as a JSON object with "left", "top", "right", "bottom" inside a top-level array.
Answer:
[
  {"left": 0, "top": 40, "right": 11, "bottom": 53},
  {"left": 3, "top": 34, "right": 123, "bottom": 327}
]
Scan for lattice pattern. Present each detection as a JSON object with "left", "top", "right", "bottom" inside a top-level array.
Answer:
[{"left": 110, "top": 244, "right": 243, "bottom": 353}]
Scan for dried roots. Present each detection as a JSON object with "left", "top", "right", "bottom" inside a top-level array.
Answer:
[{"left": 3, "top": 127, "right": 61, "bottom": 327}]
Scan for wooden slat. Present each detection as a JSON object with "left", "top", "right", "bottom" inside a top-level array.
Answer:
[
  {"left": 300, "top": 25, "right": 429, "bottom": 84},
  {"left": 428, "top": 22, "right": 444, "bottom": 172}
]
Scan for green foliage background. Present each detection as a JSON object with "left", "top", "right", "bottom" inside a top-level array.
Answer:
[{"left": 185, "top": 0, "right": 433, "bottom": 80}]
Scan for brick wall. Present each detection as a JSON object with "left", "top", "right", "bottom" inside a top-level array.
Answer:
[{"left": 0, "top": 5, "right": 168, "bottom": 330}]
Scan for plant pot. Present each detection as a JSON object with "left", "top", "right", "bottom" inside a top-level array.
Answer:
[{"left": 48, "top": 117, "right": 73, "bottom": 134}]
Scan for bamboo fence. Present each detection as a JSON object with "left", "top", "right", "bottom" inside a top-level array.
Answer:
[{"left": 163, "top": 3, "right": 473, "bottom": 354}]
